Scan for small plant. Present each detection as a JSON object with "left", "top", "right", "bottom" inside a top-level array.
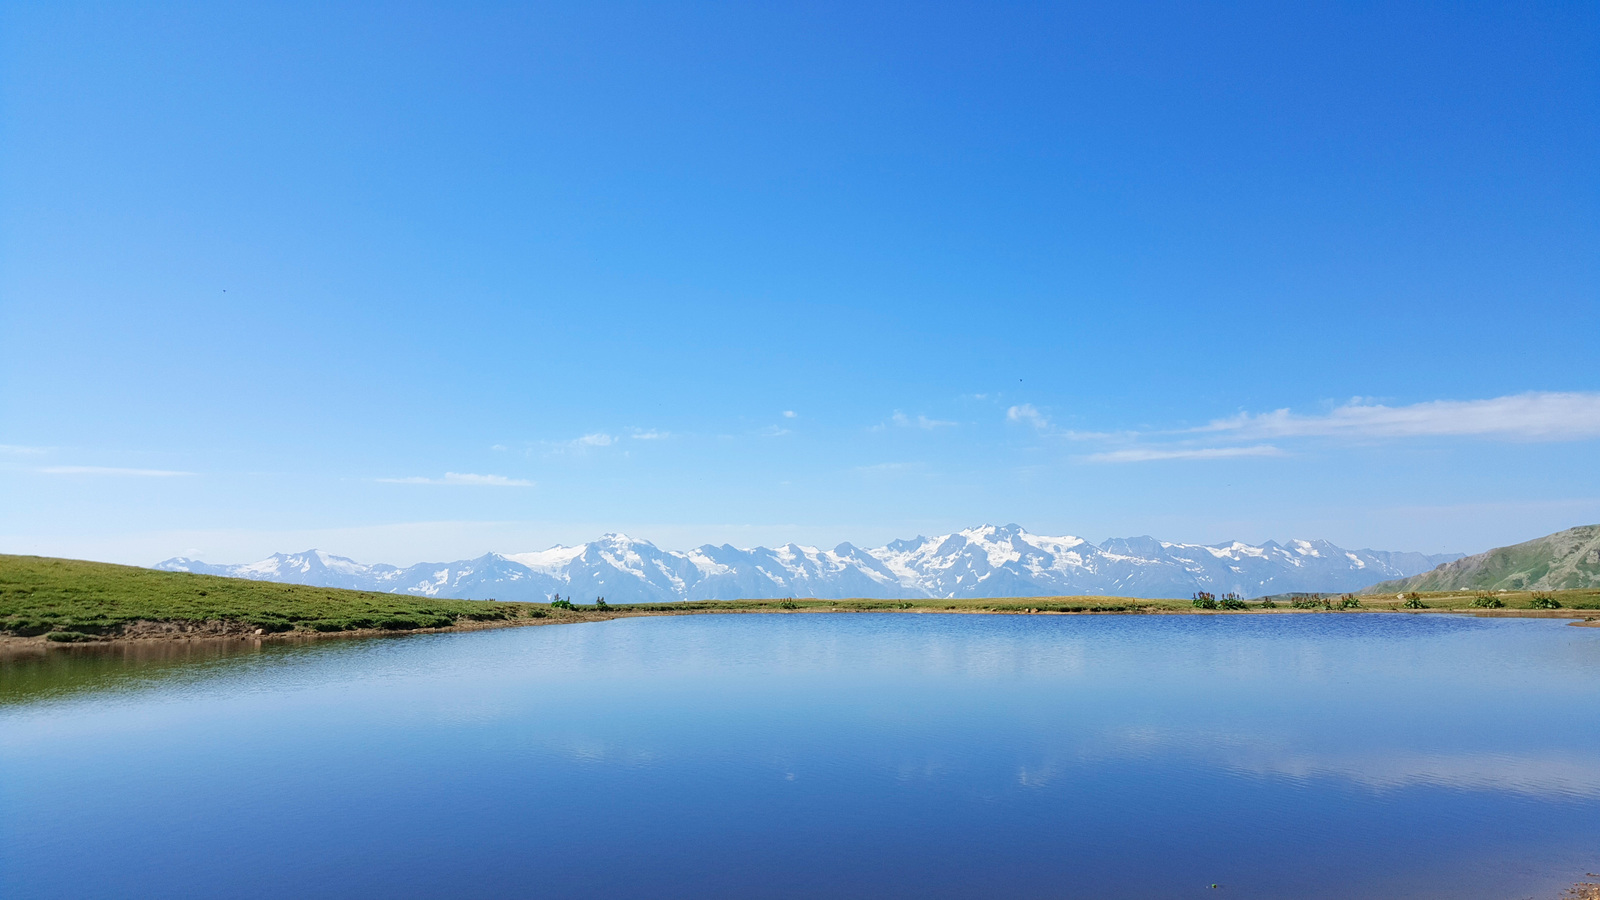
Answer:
[
  {"left": 1338, "top": 595, "right": 1361, "bottom": 609},
  {"left": 1257, "top": 598, "right": 1277, "bottom": 609},
  {"left": 593, "top": 597, "right": 610, "bottom": 610},
  {"left": 1528, "top": 592, "right": 1562, "bottom": 610},
  {"left": 1218, "top": 593, "right": 1247, "bottom": 610},
  {"left": 1290, "top": 597, "right": 1321, "bottom": 610},
  {"left": 1469, "top": 596, "right": 1504, "bottom": 609},
  {"left": 549, "top": 595, "right": 574, "bottom": 610},
  {"left": 778, "top": 600, "right": 798, "bottom": 610},
  {"left": 1191, "top": 591, "right": 1217, "bottom": 610},
  {"left": 1401, "top": 596, "right": 1427, "bottom": 609}
]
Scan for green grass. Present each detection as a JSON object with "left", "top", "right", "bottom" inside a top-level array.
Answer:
[
  {"left": 4, "top": 554, "right": 1597, "bottom": 644},
  {"left": 1373, "top": 588, "right": 1600, "bottom": 611},
  {"left": 0, "top": 555, "right": 542, "bottom": 638}
]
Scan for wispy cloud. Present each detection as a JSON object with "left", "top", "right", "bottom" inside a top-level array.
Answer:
[
  {"left": 519, "top": 430, "right": 653, "bottom": 455},
  {"left": 886, "top": 411, "right": 957, "bottom": 430},
  {"left": 853, "top": 461, "right": 915, "bottom": 475},
  {"left": 1002, "top": 404, "right": 1122, "bottom": 440},
  {"left": 2, "top": 444, "right": 48, "bottom": 455},
  {"left": 1197, "top": 392, "right": 1600, "bottom": 442},
  {"left": 1069, "top": 391, "right": 1600, "bottom": 463},
  {"left": 782, "top": 410, "right": 798, "bottom": 419},
  {"left": 38, "top": 465, "right": 194, "bottom": 477},
  {"left": 377, "top": 472, "right": 533, "bottom": 487},
  {"left": 1083, "top": 445, "right": 1285, "bottom": 464},
  {"left": 1006, "top": 403, "right": 1050, "bottom": 430},
  {"left": 538, "top": 432, "right": 618, "bottom": 454},
  {"left": 759, "top": 425, "right": 792, "bottom": 437}
]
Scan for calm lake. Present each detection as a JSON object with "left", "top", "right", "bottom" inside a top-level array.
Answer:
[{"left": 2, "top": 613, "right": 1598, "bottom": 899}]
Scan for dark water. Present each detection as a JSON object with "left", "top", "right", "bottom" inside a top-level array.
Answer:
[{"left": 2, "top": 613, "right": 1598, "bottom": 900}]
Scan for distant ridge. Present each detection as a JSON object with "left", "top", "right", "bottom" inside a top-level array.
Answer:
[
  {"left": 1364, "top": 524, "right": 1600, "bottom": 593},
  {"left": 154, "top": 525, "right": 1459, "bottom": 602}
]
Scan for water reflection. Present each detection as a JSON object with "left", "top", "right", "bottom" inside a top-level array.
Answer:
[
  {"left": 2, "top": 613, "right": 1597, "bottom": 900},
  {"left": 1073, "top": 725, "right": 1600, "bottom": 799},
  {"left": 0, "top": 636, "right": 273, "bottom": 704}
]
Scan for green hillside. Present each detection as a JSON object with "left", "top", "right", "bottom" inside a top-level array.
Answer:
[
  {"left": 0, "top": 554, "right": 543, "bottom": 640},
  {"left": 1365, "top": 524, "right": 1600, "bottom": 593},
  {"left": 5, "top": 551, "right": 1595, "bottom": 645}
]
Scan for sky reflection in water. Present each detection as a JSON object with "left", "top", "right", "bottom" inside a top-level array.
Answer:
[{"left": 2, "top": 613, "right": 1598, "bottom": 899}]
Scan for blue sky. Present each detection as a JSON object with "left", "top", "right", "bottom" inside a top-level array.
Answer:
[{"left": 2, "top": 1, "right": 1597, "bottom": 565}]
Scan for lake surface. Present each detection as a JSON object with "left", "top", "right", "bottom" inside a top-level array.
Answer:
[{"left": 3, "top": 613, "right": 1598, "bottom": 899}]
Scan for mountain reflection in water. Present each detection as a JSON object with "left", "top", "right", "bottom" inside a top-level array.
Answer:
[{"left": 2, "top": 613, "right": 1597, "bottom": 900}]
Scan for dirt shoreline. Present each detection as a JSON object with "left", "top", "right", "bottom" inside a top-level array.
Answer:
[{"left": 3, "top": 604, "right": 1597, "bottom": 654}]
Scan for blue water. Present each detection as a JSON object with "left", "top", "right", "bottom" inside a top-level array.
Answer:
[{"left": 3, "top": 613, "right": 1598, "bottom": 899}]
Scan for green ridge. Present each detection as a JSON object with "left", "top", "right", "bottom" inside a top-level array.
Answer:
[
  {"left": 1364, "top": 524, "right": 1600, "bottom": 593},
  {"left": 5, "top": 553, "right": 1596, "bottom": 644},
  {"left": 0, "top": 554, "right": 537, "bottom": 638}
]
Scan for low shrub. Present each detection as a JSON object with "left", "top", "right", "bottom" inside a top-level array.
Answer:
[
  {"left": 1290, "top": 598, "right": 1321, "bottom": 610},
  {"left": 549, "top": 597, "right": 574, "bottom": 610},
  {"left": 1470, "top": 597, "right": 1505, "bottom": 609},
  {"left": 1218, "top": 594, "right": 1248, "bottom": 610},
  {"left": 1257, "top": 598, "right": 1277, "bottom": 609},
  {"left": 6, "top": 619, "right": 53, "bottom": 637},
  {"left": 1339, "top": 596, "right": 1361, "bottom": 609},
  {"left": 456, "top": 609, "right": 512, "bottom": 622},
  {"left": 1192, "top": 592, "right": 1218, "bottom": 610},
  {"left": 1401, "top": 597, "right": 1428, "bottom": 609},
  {"left": 592, "top": 598, "right": 610, "bottom": 610},
  {"left": 1528, "top": 593, "right": 1562, "bottom": 610},
  {"left": 248, "top": 615, "right": 297, "bottom": 633},
  {"left": 376, "top": 615, "right": 452, "bottom": 630}
]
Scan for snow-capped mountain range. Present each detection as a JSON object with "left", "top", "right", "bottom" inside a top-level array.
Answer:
[{"left": 153, "top": 525, "right": 1461, "bottom": 602}]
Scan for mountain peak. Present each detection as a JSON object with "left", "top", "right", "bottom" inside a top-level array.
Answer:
[
  {"left": 152, "top": 525, "right": 1460, "bottom": 602},
  {"left": 596, "top": 532, "right": 650, "bottom": 547}
]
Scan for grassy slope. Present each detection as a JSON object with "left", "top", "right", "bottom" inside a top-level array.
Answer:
[
  {"left": 1365, "top": 524, "right": 1600, "bottom": 593},
  {"left": 0, "top": 554, "right": 541, "bottom": 638},
  {"left": 3, "top": 554, "right": 1597, "bottom": 643}
]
